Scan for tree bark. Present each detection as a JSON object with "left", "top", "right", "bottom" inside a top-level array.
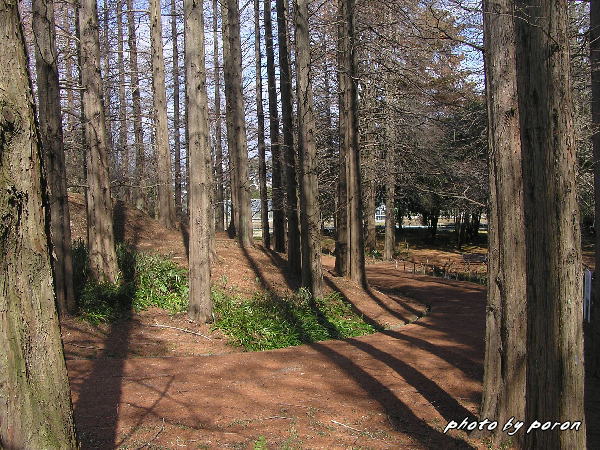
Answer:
[
  {"left": 222, "top": 0, "right": 253, "bottom": 247},
  {"left": 276, "top": 0, "right": 301, "bottom": 275},
  {"left": 255, "top": 0, "right": 271, "bottom": 249},
  {"left": 79, "top": 0, "right": 120, "bottom": 283},
  {"left": 478, "top": 0, "right": 527, "bottom": 445},
  {"left": 340, "top": 0, "right": 366, "bottom": 287},
  {"left": 150, "top": 0, "right": 176, "bottom": 229},
  {"left": 383, "top": 110, "right": 395, "bottom": 261},
  {"left": 0, "top": 1, "right": 77, "bottom": 445},
  {"left": 221, "top": 0, "right": 238, "bottom": 234},
  {"left": 295, "top": 0, "right": 323, "bottom": 296},
  {"left": 126, "top": 0, "right": 145, "bottom": 210},
  {"left": 515, "top": 0, "right": 587, "bottom": 446},
  {"left": 32, "top": 0, "right": 76, "bottom": 315},
  {"left": 172, "top": 0, "right": 183, "bottom": 216},
  {"left": 334, "top": 0, "right": 348, "bottom": 277},
  {"left": 589, "top": 0, "right": 600, "bottom": 380},
  {"left": 213, "top": 0, "right": 225, "bottom": 231},
  {"left": 185, "top": 0, "right": 212, "bottom": 322},
  {"left": 264, "top": 0, "right": 285, "bottom": 253},
  {"left": 116, "top": 0, "right": 129, "bottom": 202}
]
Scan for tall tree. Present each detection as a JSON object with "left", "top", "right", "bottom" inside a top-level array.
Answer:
[
  {"left": 32, "top": 0, "right": 76, "bottom": 314},
  {"left": 185, "top": 0, "right": 212, "bottom": 322},
  {"left": 172, "top": 0, "right": 183, "bottom": 216},
  {"left": 383, "top": 107, "right": 395, "bottom": 261},
  {"left": 126, "top": 0, "right": 145, "bottom": 210},
  {"left": 339, "top": 0, "right": 366, "bottom": 287},
  {"left": 264, "top": 0, "right": 285, "bottom": 252},
  {"left": 222, "top": 0, "right": 253, "bottom": 247},
  {"left": 150, "top": 0, "right": 177, "bottom": 228},
  {"left": 79, "top": 0, "right": 120, "bottom": 282},
  {"left": 276, "top": 0, "right": 301, "bottom": 274},
  {"left": 589, "top": 0, "right": 600, "bottom": 379},
  {"left": 255, "top": 0, "right": 270, "bottom": 248},
  {"left": 0, "top": 0, "right": 77, "bottom": 445},
  {"left": 515, "top": 0, "right": 587, "bottom": 446},
  {"left": 295, "top": 0, "right": 322, "bottom": 296},
  {"left": 334, "top": 0, "right": 348, "bottom": 276},
  {"left": 116, "top": 0, "right": 129, "bottom": 202},
  {"left": 213, "top": 0, "right": 225, "bottom": 231},
  {"left": 478, "top": 0, "right": 526, "bottom": 445}
]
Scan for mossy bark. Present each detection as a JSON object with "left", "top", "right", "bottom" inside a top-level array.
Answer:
[{"left": 0, "top": 1, "right": 77, "bottom": 446}]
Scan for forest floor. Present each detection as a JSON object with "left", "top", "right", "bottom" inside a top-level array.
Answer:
[{"left": 64, "top": 194, "right": 599, "bottom": 449}]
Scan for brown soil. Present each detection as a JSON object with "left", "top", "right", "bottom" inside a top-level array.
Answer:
[{"left": 65, "top": 195, "right": 598, "bottom": 449}]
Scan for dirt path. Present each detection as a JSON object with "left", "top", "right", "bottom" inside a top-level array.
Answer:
[{"left": 68, "top": 264, "right": 486, "bottom": 449}]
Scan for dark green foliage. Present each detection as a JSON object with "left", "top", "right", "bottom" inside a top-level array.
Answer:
[
  {"left": 72, "top": 240, "right": 188, "bottom": 324},
  {"left": 212, "top": 288, "right": 381, "bottom": 351}
]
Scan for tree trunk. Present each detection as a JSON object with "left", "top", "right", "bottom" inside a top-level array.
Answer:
[
  {"left": 150, "top": 0, "right": 176, "bottom": 229},
  {"left": 79, "top": 0, "right": 120, "bottom": 282},
  {"left": 222, "top": 0, "right": 253, "bottom": 247},
  {"left": 515, "top": 0, "right": 587, "bottom": 446},
  {"left": 221, "top": 0, "right": 238, "bottom": 235},
  {"left": 276, "top": 0, "right": 301, "bottom": 275},
  {"left": 364, "top": 147, "right": 376, "bottom": 253},
  {"left": 383, "top": 113, "right": 395, "bottom": 261},
  {"left": 295, "top": 0, "right": 322, "bottom": 296},
  {"left": 0, "top": 1, "right": 77, "bottom": 445},
  {"left": 478, "top": 0, "right": 527, "bottom": 445},
  {"left": 172, "top": 0, "right": 183, "bottom": 216},
  {"left": 32, "top": 0, "right": 76, "bottom": 315},
  {"left": 255, "top": 0, "right": 270, "bottom": 249},
  {"left": 101, "top": 0, "right": 114, "bottom": 167},
  {"left": 340, "top": 0, "right": 367, "bottom": 287},
  {"left": 335, "top": 18, "right": 349, "bottom": 276},
  {"left": 116, "top": 0, "right": 129, "bottom": 202},
  {"left": 185, "top": 0, "right": 212, "bottom": 322},
  {"left": 126, "top": 0, "right": 145, "bottom": 210},
  {"left": 264, "top": 0, "right": 285, "bottom": 253},
  {"left": 213, "top": 0, "right": 225, "bottom": 231},
  {"left": 589, "top": 0, "right": 600, "bottom": 380}
]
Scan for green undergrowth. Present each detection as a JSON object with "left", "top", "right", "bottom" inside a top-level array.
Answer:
[
  {"left": 72, "top": 241, "right": 380, "bottom": 349},
  {"left": 212, "top": 287, "right": 381, "bottom": 351},
  {"left": 72, "top": 240, "right": 188, "bottom": 324}
]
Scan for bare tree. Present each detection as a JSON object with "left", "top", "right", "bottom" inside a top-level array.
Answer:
[
  {"left": 383, "top": 105, "right": 395, "bottom": 261},
  {"left": 264, "top": 0, "right": 286, "bottom": 253},
  {"left": 0, "top": 1, "right": 77, "bottom": 445},
  {"left": 126, "top": 0, "right": 145, "bottom": 209},
  {"left": 276, "top": 0, "right": 301, "bottom": 274},
  {"left": 478, "top": 0, "right": 526, "bottom": 445},
  {"left": 213, "top": 0, "right": 225, "bottom": 231},
  {"left": 32, "top": 0, "right": 76, "bottom": 314},
  {"left": 150, "top": 0, "right": 176, "bottom": 228},
  {"left": 185, "top": 0, "right": 213, "bottom": 322},
  {"left": 222, "top": 0, "right": 253, "bottom": 247},
  {"left": 515, "top": 0, "right": 587, "bottom": 446},
  {"left": 116, "top": 0, "right": 129, "bottom": 202},
  {"left": 339, "top": 0, "right": 366, "bottom": 287},
  {"left": 172, "top": 0, "right": 183, "bottom": 216},
  {"left": 295, "top": 0, "right": 322, "bottom": 296},
  {"left": 79, "top": 0, "right": 120, "bottom": 282},
  {"left": 255, "top": 0, "right": 270, "bottom": 248}
]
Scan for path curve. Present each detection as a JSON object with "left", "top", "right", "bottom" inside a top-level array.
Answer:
[{"left": 68, "top": 263, "right": 486, "bottom": 449}]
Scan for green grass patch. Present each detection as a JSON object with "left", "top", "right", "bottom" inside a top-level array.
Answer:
[
  {"left": 72, "top": 241, "right": 380, "bottom": 350},
  {"left": 212, "top": 287, "right": 381, "bottom": 351},
  {"left": 72, "top": 240, "right": 188, "bottom": 324}
]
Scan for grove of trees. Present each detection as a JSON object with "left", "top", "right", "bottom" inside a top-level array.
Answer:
[{"left": 1, "top": 0, "right": 597, "bottom": 446}]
